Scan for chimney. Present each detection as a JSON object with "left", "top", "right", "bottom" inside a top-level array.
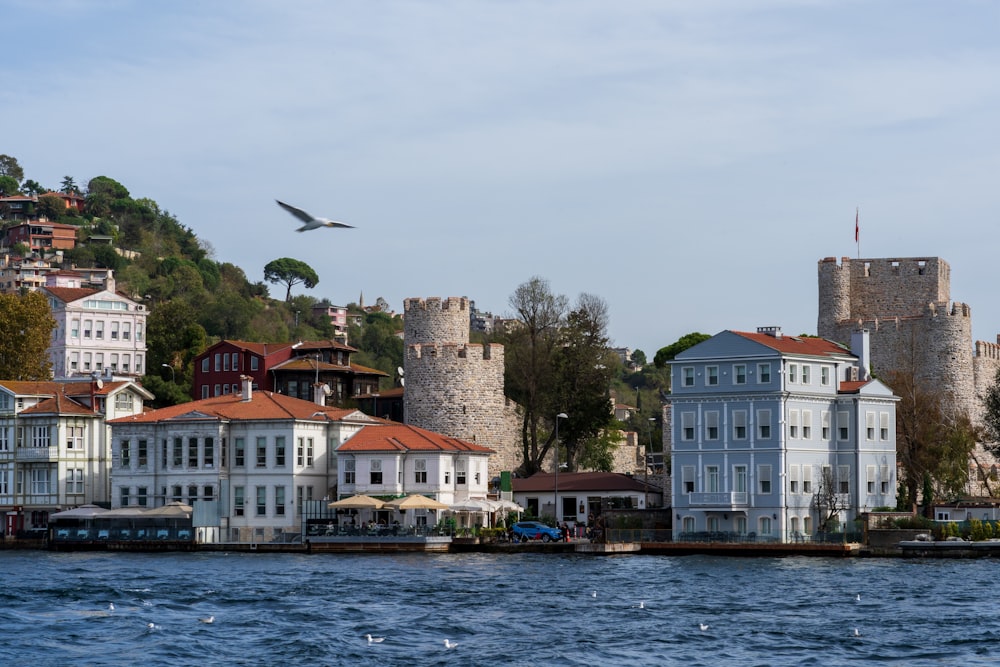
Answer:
[
  {"left": 104, "top": 270, "right": 115, "bottom": 294},
  {"left": 757, "top": 326, "right": 782, "bottom": 339},
  {"left": 240, "top": 375, "right": 253, "bottom": 402},
  {"left": 850, "top": 329, "right": 871, "bottom": 381}
]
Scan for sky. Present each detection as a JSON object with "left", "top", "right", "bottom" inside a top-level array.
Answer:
[{"left": 5, "top": 0, "right": 1000, "bottom": 357}]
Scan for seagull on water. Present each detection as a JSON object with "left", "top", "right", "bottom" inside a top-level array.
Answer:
[
  {"left": 591, "top": 591, "right": 597, "bottom": 598},
  {"left": 699, "top": 623, "right": 710, "bottom": 632},
  {"left": 444, "top": 639, "right": 458, "bottom": 649},
  {"left": 276, "top": 200, "right": 354, "bottom": 233},
  {"left": 199, "top": 615, "right": 215, "bottom": 624},
  {"left": 147, "top": 622, "right": 160, "bottom": 630},
  {"left": 108, "top": 603, "right": 115, "bottom": 612},
  {"left": 855, "top": 594, "right": 861, "bottom": 602},
  {"left": 366, "top": 634, "right": 385, "bottom": 644},
  {"left": 633, "top": 601, "right": 646, "bottom": 609},
  {"left": 853, "top": 628, "right": 862, "bottom": 637}
]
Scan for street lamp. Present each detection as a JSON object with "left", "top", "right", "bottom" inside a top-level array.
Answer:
[
  {"left": 646, "top": 417, "right": 656, "bottom": 509},
  {"left": 554, "top": 412, "right": 568, "bottom": 524},
  {"left": 161, "top": 363, "right": 175, "bottom": 383}
]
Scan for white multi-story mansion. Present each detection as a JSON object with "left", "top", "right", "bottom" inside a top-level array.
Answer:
[
  {"left": 335, "top": 423, "right": 494, "bottom": 511},
  {"left": 42, "top": 272, "right": 148, "bottom": 379},
  {"left": 668, "top": 327, "right": 898, "bottom": 543},
  {"left": 0, "top": 379, "right": 152, "bottom": 534},
  {"left": 107, "top": 380, "right": 381, "bottom": 542}
]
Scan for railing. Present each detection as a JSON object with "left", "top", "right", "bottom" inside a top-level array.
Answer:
[
  {"left": 305, "top": 524, "right": 445, "bottom": 539},
  {"left": 15, "top": 446, "right": 57, "bottom": 462},
  {"left": 688, "top": 492, "right": 749, "bottom": 506},
  {"left": 605, "top": 530, "right": 864, "bottom": 544}
]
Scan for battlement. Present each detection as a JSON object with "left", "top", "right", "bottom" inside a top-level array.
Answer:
[
  {"left": 406, "top": 342, "right": 503, "bottom": 363},
  {"left": 976, "top": 340, "right": 1000, "bottom": 361},
  {"left": 403, "top": 296, "right": 471, "bottom": 346},
  {"left": 403, "top": 296, "right": 469, "bottom": 313}
]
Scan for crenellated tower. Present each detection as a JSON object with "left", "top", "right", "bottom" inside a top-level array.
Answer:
[{"left": 403, "top": 297, "right": 522, "bottom": 479}]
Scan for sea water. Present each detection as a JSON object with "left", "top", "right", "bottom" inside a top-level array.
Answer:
[{"left": 1, "top": 550, "right": 995, "bottom": 666}]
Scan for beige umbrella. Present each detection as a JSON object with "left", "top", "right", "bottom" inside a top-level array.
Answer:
[
  {"left": 385, "top": 494, "right": 449, "bottom": 511},
  {"left": 328, "top": 494, "right": 385, "bottom": 509}
]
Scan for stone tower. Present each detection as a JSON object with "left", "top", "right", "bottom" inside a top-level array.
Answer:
[{"left": 403, "top": 297, "right": 521, "bottom": 479}]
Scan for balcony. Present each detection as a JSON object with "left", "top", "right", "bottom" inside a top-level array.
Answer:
[
  {"left": 688, "top": 492, "right": 749, "bottom": 507},
  {"left": 15, "top": 446, "right": 58, "bottom": 462}
]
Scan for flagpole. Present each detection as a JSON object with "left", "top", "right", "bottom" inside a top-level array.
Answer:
[{"left": 855, "top": 207, "right": 860, "bottom": 259}]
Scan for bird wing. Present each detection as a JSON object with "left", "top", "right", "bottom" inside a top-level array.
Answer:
[
  {"left": 276, "top": 200, "right": 315, "bottom": 224},
  {"left": 322, "top": 220, "right": 354, "bottom": 229}
]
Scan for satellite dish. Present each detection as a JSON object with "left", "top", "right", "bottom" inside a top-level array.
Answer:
[
  {"left": 397, "top": 366, "right": 404, "bottom": 376},
  {"left": 95, "top": 378, "right": 104, "bottom": 389},
  {"left": 399, "top": 377, "right": 404, "bottom": 387},
  {"left": 322, "top": 385, "right": 332, "bottom": 396}
]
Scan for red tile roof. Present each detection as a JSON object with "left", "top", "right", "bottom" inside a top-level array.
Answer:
[
  {"left": 42, "top": 286, "right": 99, "bottom": 303},
  {"left": 0, "top": 380, "right": 133, "bottom": 398},
  {"left": 19, "top": 392, "right": 97, "bottom": 416},
  {"left": 108, "top": 390, "right": 369, "bottom": 424},
  {"left": 338, "top": 423, "right": 493, "bottom": 454},
  {"left": 293, "top": 339, "right": 357, "bottom": 353},
  {"left": 731, "top": 331, "right": 851, "bottom": 358},
  {"left": 838, "top": 380, "right": 868, "bottom": 394},
  {"left": 512, "top": 472, "right": 658, "bottom": 493},
  {"left": 207, "top": 340, "right": 295, "bottom": 356}
]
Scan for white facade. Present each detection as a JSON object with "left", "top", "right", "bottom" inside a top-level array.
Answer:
[
  {"left": 108, "top": 387, "right": 377, "bottom": 542},
  {"left": 668, "top": 327, "right": 898, "bottom": 543},
  {"left": 0, "top": 379, "right": 151, "bottom": 533},
  {"left": 43, "top": 274, "right": 148, "bottom": 379}
]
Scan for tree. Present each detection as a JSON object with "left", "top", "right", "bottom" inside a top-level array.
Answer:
[
  {"left": 0, "top": 175, "right": 19, "bottom": 197},
  {"left": 35, "top": 193, "right": 66, "bottom": 220},
  {"left": 0, "top": 155, "right": 24, "bottom": 183},
  {"left": 263, "top": 258, "right": 319, "bottom": 301},
  {"left": 814, "top": 466, "right": 849, "bottom": 532},
  {"left": 0, "top": 292, "right": 56, "bottom": 380},
  {"left": 502, "top": 276, "right": 567, "bottom": 475},
  {"left": 653, "top": 332, "right": 711, "bottom": 368},
  {"left": 980, "top": 367, "right": 1000, "bottom": 455},
  {"left": 21, "top": 179, "right": 44, "bottom": 196},
  {"left": 60, "top": 176, "right": 79, "bottom": 194}
]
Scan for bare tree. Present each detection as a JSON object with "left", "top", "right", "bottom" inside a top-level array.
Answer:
[{"left": 813, "top": 466, "right": 849, "bottom": 532}]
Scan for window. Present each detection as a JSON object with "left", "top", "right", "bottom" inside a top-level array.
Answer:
[
  {"left": 297, "top": 438, "right": 304, "bottom": 466},
  {"left": 758, "top": 464, "right": 772, "bottom": 494},
  {"left": 682, "top": 516, "right": 695, "bottom": 533},
  {"left": 734, "top": 465, "right": 747, "bottom": 494},
  {"left": 172, "top": 485, "right": 182, "bottom": 502},
  {"left": 32, "top": 426, "right": 51, "bottom": 448},
  {"left": 201, "top": 358, "right": 209, "bottom": 372},
  {"left": 110, "top": 322, "right": 119, "bottom": 340},
  {"left": 681, "top": 412, "right": 695, "bottom": 441},
  {"left": 170, "top": 437, "right": 181, "bottom": 466},
  {"left": 705, "top": 465, "right": 719, "bottom": 493},
  {"left": 880, "top": 412, "right": 890, "bottom": 441},
  {"left": 66, "top": 469, "right": 84, "bottom": 495},
  {"left": 802, "top": 410, "right": 812, "bottom": 439},
  {"left": 867, "top": 465, "right": 876, "bottom": 494},
  {"left": 29, "top": 469, "right": 50, "bottom": 495},
  {"left": 803, "top": 465, "right": 813, "bottom": 493},
  {"left": 120, "top": 440, "right": 131, "bottom": 468},
  {"left": 214, "top": 384, "right": 221, "bottom": 397},
  {"left": 201, "top": 385, "right": 209, "bottom": 399},
  {"left": 370, "top": 459, "right": 383, "bottom": 485},
  {"left": 123, "top": 322, "right": 131, "bottom": 340},
  {"left": 734, "top": 364, "right": 746, "bottom": 384},
  {"left": 837, "top": 411, "right": 850, "bottom": 441},
  {"left": 306, "top": 438, "right": 314, "bottom": 467},
  {"left": 275, "top": 486, "right": 286, "bottom": 516},
  {"left": 801, "top": 365, "right": 810, "bottom": 384},
  {"left": 759, "top": 516, "right": 772, "bottom": 536},
  {"left": 732, "top": 410, "right": 747, "bottom": 440},
  {"left": 120, "top": 487, "right": 130, "bottom": 507},
  {"left": 95, "top": 321, "right": 104, "bottom": 340},
  {"left": 66, "top": 426, "right": 83, "bottom": 450},
  {"left": 706, "top": 366, "right": 719, "bottom": 386},
  {"left": 137, "top": 487, "right": 148, "bottom": 507},
  {"left": 214, "top": 353, "right": 221, "bottom": 372},
  {"left": 204, "top": 437, "right": 214, "bottom": 467},
  {"left": 235, "top": 438, "right": 245, "bottom": 467},
  {"left": 788, "top": 363, "right": 797, "bottom": 383},
  {"left": 682, "top": 466, "right": 694, "bottom": 494},
  {"left": 758, "top": 363, "right": 771, "bottom": 384},
  {"left": 256, "top": 486, "right": 267, "bottom": 516},
  {"left": 83, "top": 320, "right": 92, "bottom": 338},
  {"left": 788, "top": 410, "right": 799, "bottom": 439},
  {"left": 204, "top": 485, "right": 214, "bottom": 501},
  {"left": 414, "top": 459, "right": 427, "bottom": 483},
  {"left": 234, "top": 486, "right": 245, "bottom": 516},
  {"left": 757, "top": 409, "right": 771, "bottom": 439},
  {"left": 705, "top": 411, "right": 719, "bottom": 440},
  {"left": 880, "top": 465, "right": 890, "bottom": 494},
  {"left": 231, "top": 352, "right": 239, "bottom": 371},
  {"left": 344, "top": 459, "right": 356, "bottom": 484},
  {"left": 71, "top": 319, "right": 79, "bottom": 338},
  {"left": 256, "top": 437, "right": 267, "bottom": 467},
  {"left": 682, "top": 367, "right": 695, "bottom": 387},
  {"left": 821, "top": 411, "right": 831, "bottom": 440},
  {"left": 866, "top": 412, "right": 876, "bottom": 440},
  {"left": 223, "top": 353, "right": 230, "bottom": 371},
  {"left": 251, "top": 356, "right": 259, "bottom": 371},
  {"left": 838, "top": 465, "right": 850, "bottom": 494},
  {"left": 789, "top": 465, "right": 800, "bottom": 493},
  {"left": 456, "top": 460, "right": 466, "bottom": 485},
  {"left": 275, "top": 436, "right": 286, "bottom": 466},
  {"left": 188, "top": 438, "right": 198, "bottom": 467},
  {"left": 137, "top": 440, "right": 148, "bottom": 467},
  {"left": 821, "top": 366, "right": 830, "bottom": 386},
  {"left": 114, "top": 393, "right": 134, "bottom": 411}
]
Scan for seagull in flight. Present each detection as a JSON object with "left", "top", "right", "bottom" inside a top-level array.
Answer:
[
  {"left": 366, "top": 634, "right": 385, "bottom": 644},
  {"left": 276, "top": 200, "right": 354, "bottom": 232}
]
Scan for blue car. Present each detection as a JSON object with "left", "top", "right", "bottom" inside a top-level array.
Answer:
[{"left": 512, "top": 521, "right": 562, "bottom": 542}]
